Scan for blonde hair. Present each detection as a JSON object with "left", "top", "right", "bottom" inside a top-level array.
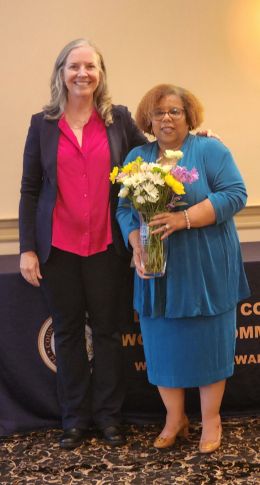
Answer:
[
  {"left": 43, "top": 38, "right": 113, "bottom": 125},
  {"left": 136, "top": 84, "right": 204, "bottom": 134}
]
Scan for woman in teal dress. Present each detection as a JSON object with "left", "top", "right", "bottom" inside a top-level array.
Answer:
[{"left": 116, "top": 84, "right": 250, "bottom": 453}]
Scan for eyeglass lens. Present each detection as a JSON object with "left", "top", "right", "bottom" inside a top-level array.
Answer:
[{"left": 153, "top": 108, "right": 184, "bottom": 120}]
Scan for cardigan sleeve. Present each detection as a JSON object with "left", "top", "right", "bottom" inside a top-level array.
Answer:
[{"left": 203, "top": 139, "right": 248, "bottom": 223}]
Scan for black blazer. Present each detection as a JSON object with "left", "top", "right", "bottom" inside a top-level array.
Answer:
[{"left": 19, "top": 105, "right": 146, "bottom": 263}]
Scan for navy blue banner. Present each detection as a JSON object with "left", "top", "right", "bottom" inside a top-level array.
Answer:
[{"left": 0, "top": 262, "right": 259, "bottom": 436}]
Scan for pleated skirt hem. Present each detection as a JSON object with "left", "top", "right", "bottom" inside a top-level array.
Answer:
[{"left": 147, "top": 363, "right": 234, "bottom": 388}]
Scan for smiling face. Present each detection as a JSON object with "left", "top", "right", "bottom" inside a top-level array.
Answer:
[
  {"left": 62, "top": 46, "right": 100, "bottom": 101},
  {"left": 151, "top": 94, "right": 189, "bottom": 151}
]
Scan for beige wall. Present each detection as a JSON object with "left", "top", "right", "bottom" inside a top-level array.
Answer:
[{"left": 0, "top": 0, "right": 260, "bottom": 223}]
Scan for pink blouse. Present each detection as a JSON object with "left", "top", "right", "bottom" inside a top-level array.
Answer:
[{"left": 51, "top": 110, "right": 113, "bottom": 256}]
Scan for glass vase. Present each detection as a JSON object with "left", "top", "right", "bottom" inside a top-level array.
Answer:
[{"left": 139, "top": 213, "right": 168, "bottom": 278}]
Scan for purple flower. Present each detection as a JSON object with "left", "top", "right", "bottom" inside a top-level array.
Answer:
[{"left": 171, "top": 166, "right": 199, "bottom": 184}]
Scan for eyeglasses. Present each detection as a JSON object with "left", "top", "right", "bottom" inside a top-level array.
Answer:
[{"left": 152, "top": 108, "right": 185, "bottom": 121}]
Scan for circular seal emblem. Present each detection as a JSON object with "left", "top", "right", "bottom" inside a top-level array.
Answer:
[
  {"left": 38, "top": 315, "right": 94, "bottom": 373},
  {"left": 38, "top": 316, "right": 56, "bottom": 372}
]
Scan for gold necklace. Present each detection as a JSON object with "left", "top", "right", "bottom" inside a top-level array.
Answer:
[{"left": 65, "top": 113, "right": 91, "bottom": 130}]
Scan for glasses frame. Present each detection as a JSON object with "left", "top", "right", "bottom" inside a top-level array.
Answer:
[{"left": 151, "top": 107, "right": 185, "bottom": 122}]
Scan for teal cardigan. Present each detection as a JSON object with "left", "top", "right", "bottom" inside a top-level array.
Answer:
[{"left": 116, "top": 134, "right": 250, "bottom": 318}]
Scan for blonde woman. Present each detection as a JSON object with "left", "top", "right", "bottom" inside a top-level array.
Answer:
[{"left": 19, "top": 39, "right": 146, "bottom": 449}]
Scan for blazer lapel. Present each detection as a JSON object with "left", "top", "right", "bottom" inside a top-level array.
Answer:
[{"left": 106, "top": 111, "right": 122, "bottom": 169}]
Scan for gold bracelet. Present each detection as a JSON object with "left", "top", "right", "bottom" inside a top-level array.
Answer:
[{"left": 183, "top": 209, "right": 191, "bottom": 230}]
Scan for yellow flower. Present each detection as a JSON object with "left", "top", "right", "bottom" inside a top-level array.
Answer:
[
  {"left": 165, "top": 174, "right": 185, "bottom": 195},
  {"left": 122, "top": 163, "right": 134, "bottom": 173},
  {"left": 109, "top": 166, "right": 119, "bottom": 184},
  {"left": 122, "top": 157, "right": 143, "bottom": 174}
]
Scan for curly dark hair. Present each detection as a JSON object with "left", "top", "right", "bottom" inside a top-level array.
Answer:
[{"left": 135, "top": 84, "right": 204, "bottom": 134}]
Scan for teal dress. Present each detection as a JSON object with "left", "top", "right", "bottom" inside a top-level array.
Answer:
[{"left": 116, "top": 134, "right": 250, "bottom": 387}]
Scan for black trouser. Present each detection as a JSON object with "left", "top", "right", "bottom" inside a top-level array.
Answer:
[{"left": 40, "top": 245, "right": 129, "bottom": 430}]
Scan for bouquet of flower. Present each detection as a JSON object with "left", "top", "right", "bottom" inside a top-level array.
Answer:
[{"left": 110, "top": 150, "right": 199, "bottom": 276}]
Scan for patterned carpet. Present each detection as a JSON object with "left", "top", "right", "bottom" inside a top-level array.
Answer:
[{"left": 0, "top": 416, "right": 259, "bottom": 484}]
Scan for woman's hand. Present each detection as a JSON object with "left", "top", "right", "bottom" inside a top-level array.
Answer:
[
  {"left": 128, "top": 229, "right": 151, "bottom": 279},
  {"left": 20, "top": 251, "right": 42, "bottom": 287},
  {"left": 149, "top": 212, "right": 186, "bottom": 239},
  {"left": 196, "top": 129, "right": 222, "bottom": 141}
]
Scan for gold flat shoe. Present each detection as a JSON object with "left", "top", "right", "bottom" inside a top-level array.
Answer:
[
  {"left": 154, "top": 415, "right": 189, "bottom": 449},
  {"left": 199, "top": 425, "right": 222, "bottom": 454}
]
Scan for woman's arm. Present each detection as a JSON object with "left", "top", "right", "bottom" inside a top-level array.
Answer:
[
  {"left": 150, "top": 139, "right": 246, "bottom": 238},
  {"left": 149, "top": 198, "right": 216, "bottom": 239},
  {"left": 205, "top": 139, "right": 247, "bottom": 223},
  {"left": 19, "top": 115, "right": 43, "bottom": 286},
  {"left": 19, "top": 115, "right": 43, "bottom": 253}
]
